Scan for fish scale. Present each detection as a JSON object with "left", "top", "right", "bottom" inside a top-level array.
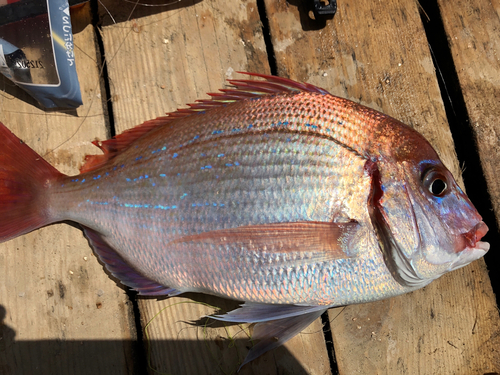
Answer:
[
  {"left": 58, "top": 130, "right": 379, "bottom": 305},
  {"left": 49, "top": 92, "right": 426, "bottom": 304},
  {"left": 0, "top": 74, "right": 489, "bottom": 366}
]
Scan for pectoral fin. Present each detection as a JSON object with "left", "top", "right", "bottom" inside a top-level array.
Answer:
[{"left": 172, "top": 221, "right": 359, "bottom": 262}]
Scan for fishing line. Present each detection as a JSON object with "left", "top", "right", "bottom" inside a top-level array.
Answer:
[
  {"left": 144, "top": 300, "right": 217, "bottom": 375},
  {"left": 99, "top": 0, "right": 117, "bottom": 24},
  {"left": 145, "top": 300, "right": 248, "bottom": 375},
  {"left": 121, "top": 0, "right": 183, "bottom": 7},
  {"left": 40, "top": 0, "right": 186, "bottom": 158},
  {"left": 428, "top": 43, "right": 456, "bottom": 118}
]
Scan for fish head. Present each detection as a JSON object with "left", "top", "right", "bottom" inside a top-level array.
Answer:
[{"left": 369, "top": 121, "right": 489, "bottom": 288}]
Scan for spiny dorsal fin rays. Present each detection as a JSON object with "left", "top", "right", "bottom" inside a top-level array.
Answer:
[
  {"left": 183, "top": 72, "right": 331, "bottom": 112},
  {"left": 80, "top": 117, "right": 170, "bottom": 173},
  {"left": 228, "top": 72, "right": 331, "bottom": 95},
  {"left": 80, "top": 73, "right": 332, "bottom": 173}
]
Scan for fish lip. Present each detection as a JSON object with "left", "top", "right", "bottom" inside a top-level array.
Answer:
[
  {"left": 457, "top": 221, "right": 489, "bottom": 253},
  {"left": 448, "top": 242, "right": 490, "bottom": 271},
  {"left": 473, "top": 240, "right": 490, "bottom": 252},
  {"left": 448, "top": 222, "right": 489, "bottom": 271},
  {"left": 449, "top": 244, "right": 488, "bottom": 272}
]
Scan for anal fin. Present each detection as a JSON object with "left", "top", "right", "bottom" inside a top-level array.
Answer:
[{"left": 83, "top": 227, "right": 180, "bottom": 296}]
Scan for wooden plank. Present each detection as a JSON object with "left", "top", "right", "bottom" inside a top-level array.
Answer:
[
  {"left": 98, "top": 0, "right": 332, "bottom": 373},
  {"left": 435, "top": 0, "right": 500, "bottom": 302},
  {"left": 263, "top": 0, "right": 500, "bottom": 374},
  {"left": 436, "top": 0, "right": 500, "bottom": 229},
  {"left": 0, "top": 5, "right": 138, "bottom": 374},
  {"left": 434, "top": 1, "right": 500, "bottom": 371}
]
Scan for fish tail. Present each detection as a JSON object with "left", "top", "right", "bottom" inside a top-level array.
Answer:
[{"left": 0, "top": 123, "right": 63, "bottom": 242}]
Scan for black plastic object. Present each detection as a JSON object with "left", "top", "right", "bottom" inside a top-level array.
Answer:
[
  {"left": 313, "top": 0, "right": 337, "bottom": 17},
  {"left": 0, "top": 0, "right": 87, "bottom": 27}
]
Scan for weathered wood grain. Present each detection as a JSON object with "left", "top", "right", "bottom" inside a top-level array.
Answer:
[
  {"left": 436, "top": 0, "right": 500, "bottom": 232},
  {"left": 0, "top": 5, "right": 138, "bottom": 374},
  {"left": 263, "top": 0, "right": 500, "bottom": 373},
  {"left": 436, "top": 0, "right": 500, "bottom": 371},
  {"left": 99, "top": 0, "right": 332, "bottom": 373}
]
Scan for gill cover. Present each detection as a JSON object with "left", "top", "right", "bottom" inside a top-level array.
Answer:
[
  {"left": 366, "top": 156, "right": 487, "bottom": 288},
  {"left": 365, "top": 160, "right": 427, "bottom": 288}
]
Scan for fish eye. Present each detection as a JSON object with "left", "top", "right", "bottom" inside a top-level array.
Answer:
[{"left": 422, "top": 168, "right": 449, "bottom": 197}]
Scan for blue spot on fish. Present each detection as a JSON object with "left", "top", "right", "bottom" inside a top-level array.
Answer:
[
  {"left": 160, "top": 174, "right": 166, "bottom": 177},
  {"left": 218, "top": 154, "right": 225, "bottom": 158},
  {"left": 173, "top": 153, "right": 178, "bottom": 158}
]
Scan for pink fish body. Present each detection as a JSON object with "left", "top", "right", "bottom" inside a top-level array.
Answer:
[{"left": 0, "top": 74, "right": 489, "bottom": 365}]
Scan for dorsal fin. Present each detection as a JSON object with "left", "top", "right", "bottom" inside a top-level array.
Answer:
[
  {"left": 80, "top": 117, "right": 169, "bottom": 173},
  {"left": 80, "top": 73, "right": 331, "bottom": 173},
  {"left": 227, "top": 72, "right": 330, "bottom": 96}
]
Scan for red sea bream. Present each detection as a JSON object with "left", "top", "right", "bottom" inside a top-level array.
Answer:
[{"left": 0, "top": 74, "right": 489, "bottom": 365}]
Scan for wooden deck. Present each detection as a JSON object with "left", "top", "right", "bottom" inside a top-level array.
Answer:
[{"left": 0, "top": 0, "right": 499, "bottom": 374}]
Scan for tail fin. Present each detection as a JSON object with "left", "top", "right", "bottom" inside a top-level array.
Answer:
[{"left": 0, "top": 123, "right": 63, "bottom": 242}]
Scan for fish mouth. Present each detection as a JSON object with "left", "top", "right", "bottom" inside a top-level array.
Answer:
[
  {"left": 461, "top": 221, "right": 490, "bottom": 252},
  {"left": 449, "top": 222, "right": 489, "bottom": 271}
]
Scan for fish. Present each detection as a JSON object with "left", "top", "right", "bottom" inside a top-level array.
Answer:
[{"left": 0, "top": 73, "right": 489, "bottom": 367}]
